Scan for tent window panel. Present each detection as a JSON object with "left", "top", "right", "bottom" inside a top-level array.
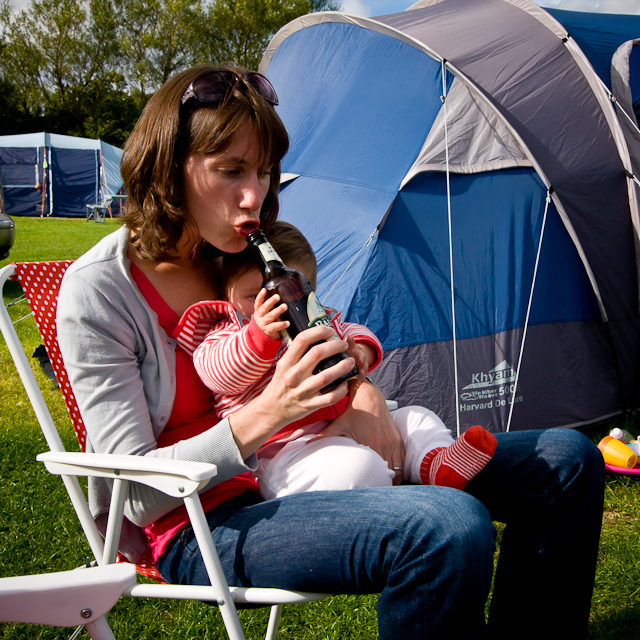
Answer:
[
  {"left": 269, "top": 22, "right": 448, "bottom": 193},
  {"left": 0, "top": 147, "right": 38, "bottom": 187},
  {"left": 0, "top": 164, "right": 37, "bottom": 187},
  {"left": 3, "top": 187, "right": 43, "bottom": 216},
  {"left": 346, "top": 168, "right": 600, "bottom": 352},
  {"left": 51, "top": 148, "right": 98, "bottom": 216}
]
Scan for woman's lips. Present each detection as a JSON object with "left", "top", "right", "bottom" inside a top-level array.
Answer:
[{"left": 237, "top": 221, "right": 260, "bottom": 238}]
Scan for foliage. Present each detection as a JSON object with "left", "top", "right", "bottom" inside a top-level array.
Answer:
[
  {"left": 204, "top": 0, "right": 339, "bottom": 70},
  {"left": 116, "top": 0, "right": 205, "bottom": 109},
  {"left": 0, "top": 0, "right": 339, "bottom": 145}
]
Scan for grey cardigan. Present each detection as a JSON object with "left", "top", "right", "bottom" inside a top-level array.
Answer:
[{"left": 57, "top": 226, "right": 256, "bottom": 558}]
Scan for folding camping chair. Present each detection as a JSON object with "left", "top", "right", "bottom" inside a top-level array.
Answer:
[
  {"left": 0, "top": 261, "right": 329, "bottom": 640},
  {"left": 0, "top": 563, "right": 137, "bottom": 640}
]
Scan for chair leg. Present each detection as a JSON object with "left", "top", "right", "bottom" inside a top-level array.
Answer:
[
  {"left": 265, "top": 605, "right": 283, "bottom": 640},
  {"left": 84, "top": 616, "right": 117, "bottom": 640},
  {"left": 183, "top": 494, "right": 246, "bottom": 640}
]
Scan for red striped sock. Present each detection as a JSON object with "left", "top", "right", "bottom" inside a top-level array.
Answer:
[{"left": 419, "top": 425, "right": 497, "bottom": 490}]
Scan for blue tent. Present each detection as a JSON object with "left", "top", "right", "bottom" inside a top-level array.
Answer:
[
  {"left": 546, "top": 9, "right": 640, "bottom": 155},
  {"left": 0, "top": 132, "right": 124, "bottom": 218},
  {"left": 545, "top": 7, "right": 640, "bottom": 90},
  {"left": 260, "top": 0, "right": 640, "bottom": 434}
]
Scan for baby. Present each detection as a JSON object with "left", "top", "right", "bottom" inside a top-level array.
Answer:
[{"left": 177, "top": 221, "right": 497, "bottom": 499}]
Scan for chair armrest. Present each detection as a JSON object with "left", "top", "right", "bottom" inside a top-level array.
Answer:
[
  {"left": 0, "top": 564, "right": 137, "bottom": 626},
  {"left": 36, "top": 451, "right": 218, "bottom": 498}
]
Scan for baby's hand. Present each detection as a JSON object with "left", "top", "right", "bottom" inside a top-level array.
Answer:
[
  {"left": 253, "top": 289, "right": 289, "bottom": 341},
  {"left": 346, "top": 336, "right": 374, "bottom": 384}
]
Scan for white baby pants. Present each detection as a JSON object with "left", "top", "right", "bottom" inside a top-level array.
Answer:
[{"left": 256, "top": 405, "right": 455, "bottom": 500}]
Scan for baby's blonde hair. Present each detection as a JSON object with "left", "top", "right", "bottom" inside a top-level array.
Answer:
[{"left": 223, "top": 220, "right": 318, "bottom": 299}]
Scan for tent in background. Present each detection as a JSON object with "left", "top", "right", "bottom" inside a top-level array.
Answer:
[
  {"left": 260, "top": 0, "right": 640, "bottom": 435},
  {"left": 0, "top": 132, "right": 124, "bottom": 218},
  {"left": 546, "top": 9, "right": 640, "bottom": 207},
  {"left": 544, "top": 8, "right": 640, "bottom": 91}
]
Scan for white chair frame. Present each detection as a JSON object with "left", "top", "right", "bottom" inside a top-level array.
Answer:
[
  {"left": 0, "top": 263, "right": 328, "bottom": 640},
  {"left": 0, "top": 563, "right": 137, "bottom": 640}
]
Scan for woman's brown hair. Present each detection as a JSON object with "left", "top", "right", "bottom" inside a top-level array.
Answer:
[{"left": 120, "top": 63, "right": 290, "bottom": 261}]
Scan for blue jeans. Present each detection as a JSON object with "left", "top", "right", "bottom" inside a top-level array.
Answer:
[{"left": 158, "top": 428, "right": 604, "bottom": 639}]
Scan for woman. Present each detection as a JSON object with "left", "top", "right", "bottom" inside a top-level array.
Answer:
[{"left": 57, "top": 63, "right": 605, "bottom": 639}]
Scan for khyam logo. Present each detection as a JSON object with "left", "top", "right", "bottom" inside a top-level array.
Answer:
[
  {"left": 463, "top": 360, "right": 516, "bottom": 390},
  {"left": 459, "top": 361, "right": 523, "bottom": 412}
]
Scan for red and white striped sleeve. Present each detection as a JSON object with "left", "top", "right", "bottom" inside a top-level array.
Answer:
[
  {"left": 327, "top": 308, "right": 383, "bottom": 372},
  {"left": 193, "top": 316, "right": 282, "bottom": 396}
]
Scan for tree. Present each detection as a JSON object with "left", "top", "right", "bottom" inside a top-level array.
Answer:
[
  {"left": 0, "top": 0, "right": 341, "bottom": 141},
  {"left": 202, "top": 0, "right": 339, "bottom": 70},
  {"left": 1, "top": 0, "right": 117, "bottom": 129},
  {"left": 0, "top": 0, "right": 139, "bottom": 144},
  {"left": 115, "top": 0, "right": 205, "bottom": 108}
]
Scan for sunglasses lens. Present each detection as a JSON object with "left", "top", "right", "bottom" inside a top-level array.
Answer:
[
  {"left": 190, "top": 70, "right": 233, "bottom": 103},
  {"left": 246, "top": 72, "right": 279, "bottom": 105},
  {"left": 183, "top": 70, "right": 279, "bottom": 107}
]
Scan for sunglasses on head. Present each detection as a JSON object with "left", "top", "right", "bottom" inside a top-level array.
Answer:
[{"left": 181, "top": 70, "right": 279, "bottom": 107}]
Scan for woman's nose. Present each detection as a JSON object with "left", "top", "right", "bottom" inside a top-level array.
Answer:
[{"left": 240, "top": 174, "right": 266, "bottom": 210}]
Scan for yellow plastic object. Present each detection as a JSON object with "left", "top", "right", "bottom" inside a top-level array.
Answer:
[{"left": 598, "top": 436, "right": 638, "bottom": 469}]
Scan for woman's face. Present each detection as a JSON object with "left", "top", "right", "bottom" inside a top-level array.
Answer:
[{"left": 182, "top": 123, "right": 272, "bottom": 254}]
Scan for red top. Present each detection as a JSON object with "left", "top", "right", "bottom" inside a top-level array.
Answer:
[{"left": 130, "top": 263, "right": 259, "bottom": 562}]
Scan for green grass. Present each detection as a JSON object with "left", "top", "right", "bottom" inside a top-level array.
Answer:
[
  {"left": 0, "top": 216, "right": 120, "bottom": 267},
  {"left": 1, "top": 217, "right": 640, "bottom": 638}
]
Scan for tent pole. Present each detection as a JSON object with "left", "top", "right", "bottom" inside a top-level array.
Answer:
[
  {"left": 322, "top": 230, "right": 376, "bottom": 305},
  {"left": 441, "top": 60, "right": 460, "bottom": 439},
  {"left": 40, "top": 147, "right": 47, "bottom": 217},
  {"left": 506, "top": 189, "right": 552, "bottom": 432}
]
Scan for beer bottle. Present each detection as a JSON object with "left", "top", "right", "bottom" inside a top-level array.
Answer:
[{"left": 246, "top": 228, "right": 359, "bottom": 393}]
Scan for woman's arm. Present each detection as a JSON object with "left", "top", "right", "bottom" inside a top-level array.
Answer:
[
  {"left": 58, "top": 271, "right": 255, "bottom": 525},
  {"left": 310, "top": 381, "right": 406, "bottom": 484},
  {"left": 226, "top": 325, "right": 356, "bottom": 459}
]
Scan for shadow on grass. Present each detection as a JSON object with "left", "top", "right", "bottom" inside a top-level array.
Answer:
[{"left": 590, "top": 603, "right": 640, "bottom": 639}]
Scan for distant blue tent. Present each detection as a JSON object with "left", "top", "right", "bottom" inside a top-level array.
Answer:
[
  {"left": 545, "top": 8, "right": 640, "bottom": 89},
  {"left": 0, "top": 132, "right": 124, "bottom": 218},
  {"left": 260, "top": 0, "right": 640, "bottom": 434},
  {"left": 545, "top": 8, "right": 640, "bottom": 150}
]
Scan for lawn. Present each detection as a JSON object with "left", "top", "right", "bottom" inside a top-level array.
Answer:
[{"left": 1, "top": 217, "right": 640, "bottom": 638}]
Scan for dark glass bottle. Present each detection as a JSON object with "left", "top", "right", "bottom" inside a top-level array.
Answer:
[{"left": 246, "top": 229, "right": 358, "bottom": 393}]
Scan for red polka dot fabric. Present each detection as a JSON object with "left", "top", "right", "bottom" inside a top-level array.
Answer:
[
  {"left": 15, "top": 261, "right": 86, "bottom": 449},
  {"left": 15, "top": 261, "right": 167, "bottom": 584}
]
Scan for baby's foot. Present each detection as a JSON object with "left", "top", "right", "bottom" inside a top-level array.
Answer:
[{"left": 419, "top": 425, "right": 497, "bottom": 490}]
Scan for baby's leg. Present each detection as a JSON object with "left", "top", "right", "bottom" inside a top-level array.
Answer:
[
  {"left": 392, "top": 406, "right": 496, "bottom": 490},
  {"left": 257, "top": 433, "right": 394, "bottom": 500}
]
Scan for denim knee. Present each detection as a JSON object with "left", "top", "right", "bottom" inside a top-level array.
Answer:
[
  {"left": 382, "top": 486, "right": 496, "bottom": 582},
  {"left": 376, "top": 486, "right": 495, "bottom": 639},
  {"left": 536, "top": 428, "right": 605, "bottom": 491}
]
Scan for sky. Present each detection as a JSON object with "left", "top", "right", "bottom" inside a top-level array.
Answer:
[{"left": 7, "top": 0, "right": 640, "bottom": 17}]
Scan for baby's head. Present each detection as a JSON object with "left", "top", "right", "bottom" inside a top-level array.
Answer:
[{"left": 223, "top": 220, "right": 317, "bottom": 316}]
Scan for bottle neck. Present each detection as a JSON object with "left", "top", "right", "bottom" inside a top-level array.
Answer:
[{"left": 246, "top": 230, "right": 286, "bottom": 275}]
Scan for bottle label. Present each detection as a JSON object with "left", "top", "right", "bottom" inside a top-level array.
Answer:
[
  {"left": 279, "top": 292, "right": 339, "bottom": 346},
  {"left": 258, "top": 242, "right": 282, "bottom": 263},
  {"left": 307, "top": 292, "right": 339, "bottom": 340}
]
